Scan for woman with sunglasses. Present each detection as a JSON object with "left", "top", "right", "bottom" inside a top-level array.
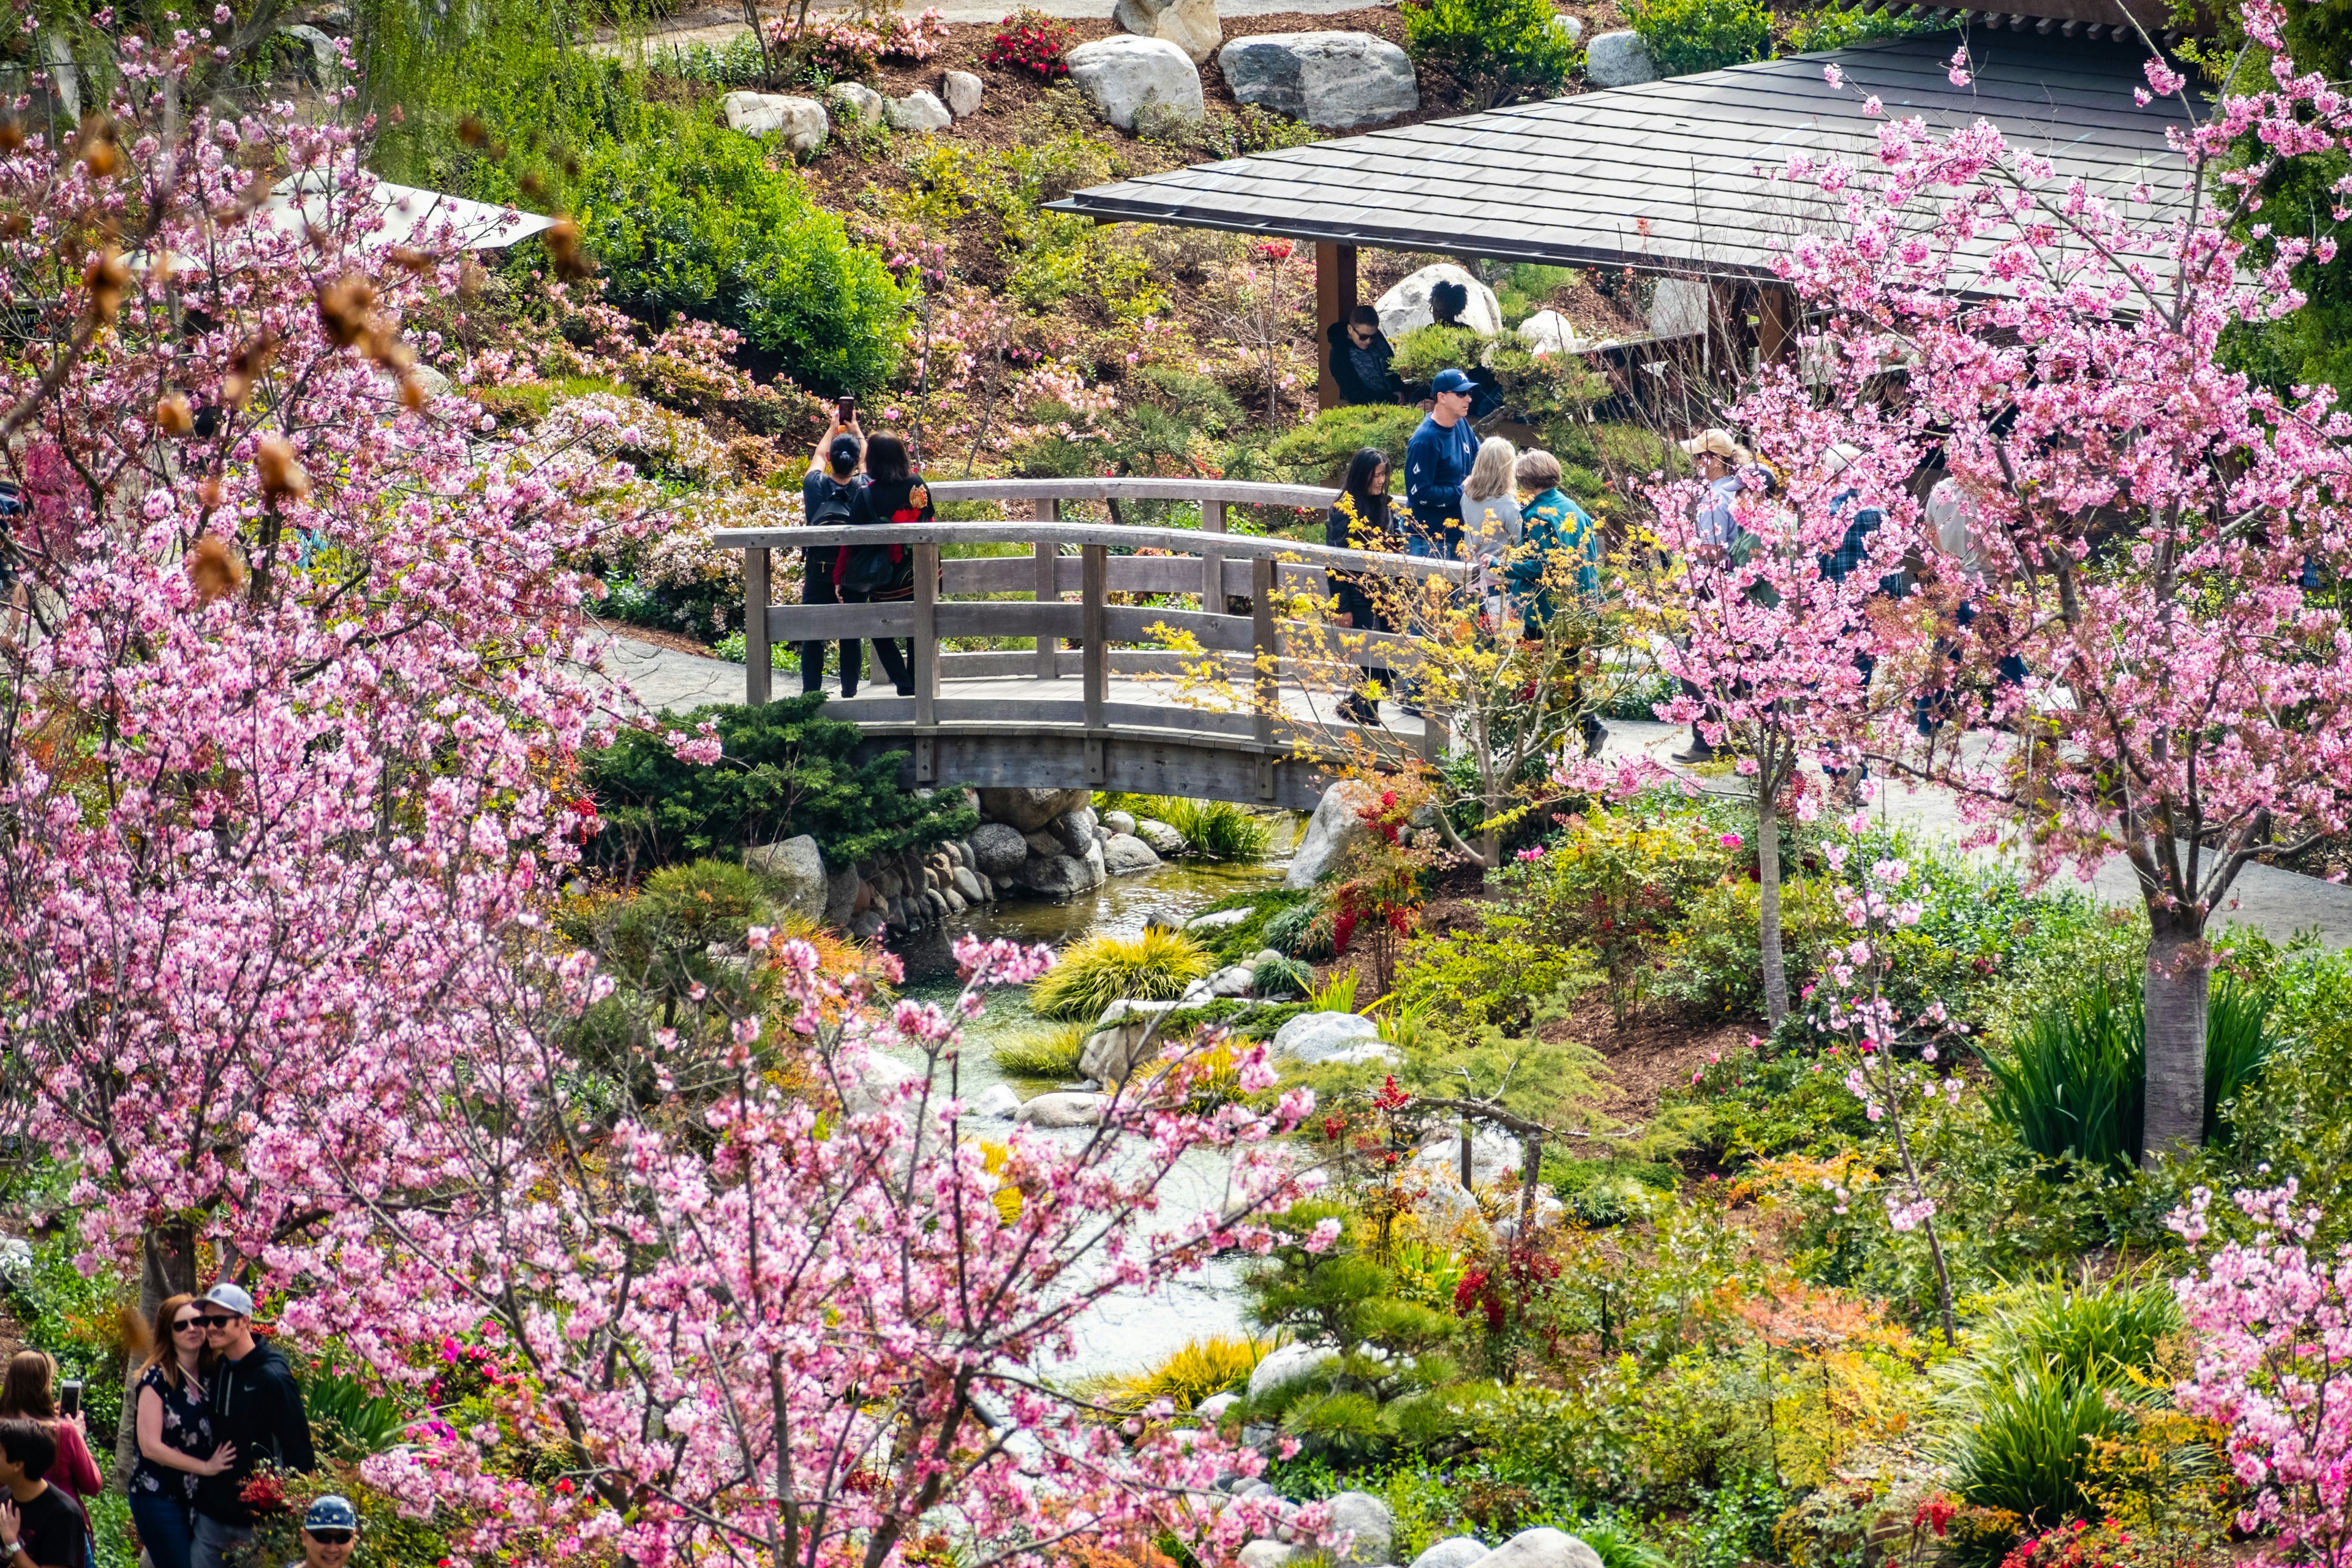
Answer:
[{"left": 127, "top": 1295, "right": 233, "bottom": 1568}]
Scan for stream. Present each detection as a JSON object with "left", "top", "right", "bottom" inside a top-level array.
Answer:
[{"left": 895, "top": 847, "right": 1298, "bottom": 1386}]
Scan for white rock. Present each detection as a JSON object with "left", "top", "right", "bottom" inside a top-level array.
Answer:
[
  {"left": 1104, "top": 833, "right": 1163, "bottom": 875},
  {"left": 974, "top": 1082, "right": 1023, "bottom": 1118},
  {"left": 744, "top": 833, "right": 827, "bottom": 922},
  {"left": 1195, "top": 1390, "right": 1240, "bottom": 1423},
  {"left": 1218, "top": 32, "right": 1418, "bottom": 130},
  {"left": 1080, "top": 998, "right": 1182, "bottom": 1082},
  {"left": 1273, "top": 1010, "right": 1388, "bottom": 1065},
  {"left": 830, "top": 81, "right": 886, "bottom": 126},
  {"left": 1104, "top": 810, "right": 1139, "bottom": 836},
  {"left": 1476, "top": 1529, "right": 1605, "bottom": 1568},
  {"left": 1238, "top": 1542, "right": 1296, "bottom": 1568},
  {"left": 887, "top": 90, "right": 954, "bottom": 132},
  {"left": 1284, "top": 780, "right": 1381, "bottom": 888},
  {"left": 1247, "top": 1341, "right": 1340, "bottom": 1399},
  {"left": 1327, "top": 1492, "right": 1394, "bottom": 1567},
  {"left": 1207, "top": 963, "right": 1256, "bottom": 997},
  {"left": 1137, "top": 817, "right": 1188, "bottom": 856},
  {"left": 722, "top": 91, "right": 831, "bottom": 154},
  {"left": 1373, "top": 263, "right": 1503, "bottom": 341},
  {"left": 1187, "top": 907, "right": 1251, "bottom": 932},
  {"left": 1583, "top": 30, "right": 1657, "bottom": 88},
  {"left": 1115, "top": 0, "right": 1223, "bottom": 63},
  {"left": 1411, "top": 1126, "right": 1525, "bottom": 1188},
  {"left": 941, "top": 68, "right": 984, "bottom": 117},
  {"left": 410, "top": 363, "right": 454, "bottom": 398},
  {"left": 1411, "top": 1539, "right": 1492, "bottom": 1568},
  {"left": 843, "top": 1052, "right": 921, "bottom": 1115},
  {"left": 1016, "top": 1090, "right": 1110, "bottom": 1128},
  {"left": 1065, "top": 35, "right": 1205, "bottom": 129},
  {"left": 1648, "top": 277, "right": 1709, "bottom": 339},
  {"left": 1518, "top": 308, "right": 1596, "bottom": 356},
  {"left": 1552, "top": 13, "right": 1583, "bottom": 40}
]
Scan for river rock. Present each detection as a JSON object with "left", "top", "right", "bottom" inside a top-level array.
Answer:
[
  {"left": 1374, "top": 262, "right": 1503, "bottom": 340},
  {"left": 1179, "top": 963, "right": 1254, "bottom": 1003},
  {"left": 1284, "top": 780, "right": 1381, "bottom": 888},
  {"left": 744, "top": 833, "right": 827, "bottom": 922},
  {"left": 1273, "top": 1011, "right": 1396, "bottom": 1066},
  {"left": 1411, "top": 1539, "right": 1492, "bottom": 1568},
  {"left": 1104, "top": 833, "right": 1162, "bottom": 875},
  {"left": 1476, "top": 1529, "right": 1605, "bottom": 1568},
  {"left": 843, "top": 1051, "right": 921, "bottom": 1115},
  {"left": 1065, "top": 35, "right": 1205, "bottom": 129},
  {"left": 1518, "top": 309, "right": 1595, "bottom": 356},
  {"left": 887, "top": 89, "right": 954, "bottom": 132},
  {"left": 830, "top": 81, "right": 886, "bottom": 126},
  {"left": 1012, "top": 851, "right": 1103, "bottom": 897},
  {"left": 1081, "top": 998, "right": 1182, "bottom": 1082},
  {"left": 1583, "top": 29, "right": 1657, "bottom": 88},
  {"left": 1187, "top": 907, "right": 1250, "bottom": 933},
  {"left": 1247, "top": 1341, "right": 1339, "bottom": 1398},
  {"left": 1196, "top": 1390, "right": 1240, "bottom": 1422},
  {"left": 941, "top": 68, "right": 984, "bottom": 116},
  {"left": 722, "top": 91, "right": 831, "bottom": 154},
  {"left": 1327, "top": 1492, "right": 1394, "bottom": 1567},
  {"left": 1024, "top": 829, "right": 1065, "bottom": 859},
  {"left": 1218, "top": 32, "right": 1418, "bottom": 129},
  {"left": 1114, "top": 0, "right": 1222, "bottom": 63},
  {"left": 1238, "top": 1545, "right": 1295, "bottom": 1568},
  {"left": 823, "top": 862, "right": 862, "bottom": 926},
  {"left": 951, "top": 865, "right": 987, "bottom": 904},
  {"left": 980, "top": 786, "right": 1091, "bottom": 832},
  {"left": 1412, "top": 1126, "right": 1525, "bottom": 1188},
  {"left": 1082, "top": 838, "right": 1107, "bottom": 884},
  {"left": 1137, "top": 817, "right": 1187, "bottom": 856},
  {"left": 1104, "top": 810, "right": 1139, "bottom": 836},
  {"left": 974, "top": 1082, "right": 1023, "bottom": 1118},
  {"left": 1049, "top": 805, "right": 1099, "bottom": 854},
  {"left": 1016, "top": 1090, "right": 1110, "bottom": 1127},
  {"left": 850, "top": 909, "right": 886, "bottom": 940},
  {"left": 968, "top": 821, "right": 1030, "bottom": 876}
]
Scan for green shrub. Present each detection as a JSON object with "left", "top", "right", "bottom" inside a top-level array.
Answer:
[
  {"left": 1971, "top": 1276, "right": 2180, "bottom": 1390},
  {"left": 578, "top": 116, "right": 908, "bottom": 395},
  {"left": 1782, "top": 4, "right": 1940, "bottom": 50},
  {"left": 1627, "top": 0, "right": 1771, "bottom": 75},
  {"left": 583, "top": 696, "right": 976, "bottom": 874},
  {"left": 1254, "top": 955, "right": 1313, "bottom": 997},
  {"left": 1403, "top": 0, "right": 1581, "bottom": 108},
  {"left": 307, "top": 1370, "right": 412, "bottom": 1459},
  {"left": 992, "top": 1021, "right": 1090, "bottom": 1079},
  {"left": 1659, "top": 876, "right": 1846, "bottom": 1018},
  {"left": 1093, "top": 1336, "right": 1273, "bottom": 1412},
  {"left": 1159, "top": 798, "right": 1276, "bottom": 862},
  {"left": 1949, "top": 1363, "right": 2147, "bottom": 1526},
  {"left": 1248, "top": 404, "right": 1425, "bottom": 485},
  {"left": 605, "top": 859, "right": 771, "bottom": 1001},
  {"left": 1030, "top": 929, "right": 1213, "bottom": 1019}
]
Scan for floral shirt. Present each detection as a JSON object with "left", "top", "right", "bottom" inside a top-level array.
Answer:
[{"left": 129, "top": 1364, "right": 211, "bottom": 1501}]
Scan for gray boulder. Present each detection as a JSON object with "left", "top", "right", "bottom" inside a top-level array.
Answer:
[
  {"left": 941, "top": 68, "right": 985, "bottom": 117},
  {"left": 1114, "top": 0, "right": 1222, "bottom": 63},
  {"left": 277, "top": 23, "right": 342, "bottom": 88},
  {"left": 1104, "top": 833, "right": 1163, "bottom": 875},
  {"left": 1218, "top": 32, "right": 1418, "bottom": 130},
  {"left": 1136, "top": 817, "right": 1187, "bottom": 856},
  {"left": 952, "top": 865, "right": 988, "bottom": 904},
  {"left": 1049, "top": 805, "right": 1100, "bottom": 854},
  {"left": 1012, "top": 851, "right": 1103, "bottom": 897},
  {"left": 1024, "top": 829, "right": 1065, "bottom": 858},
  {"left": 969, "top": 821, "right": 1032, "bottom": 877},
  {"left": 1476, "top": 1530, "right": 1605, "bottom": 1568},
  {"left": 1082, "top": 838, "right": 1107, "bottom": 885},
  {"left": 1186, "top": 906, "right": 1250, "bottom": 933},
  {"left": 744, "top": 834, "right": 827, "bottom": 922},
  {"left": 1410, "top": 1539, "right": 1491, "bottom": 1568},
  {"left": 1248, "top": 1341, "right": 1339, "bottom": 1398},
  {"left": 1065, "top": 35, "right": 1205, "bottom": 129},
  {"left": 1237, "top": 1545, "right": 1295, "bottom": 1568},
  {"left": 1583, "top": 30, "right": 1657, "bottom": 88},
  {"left": 888, "top": 89, "right": 954, "bottom": 132},
  {"left": 1194, "top": 1390, "right": 1240, "bottom": 1422},
  {"left": 979, "top": 786, "right": 1091, "bottom": 832},
  {"left": 1016, "top": 1090, "right": 1110, "bottom": 1128},
  {"left": 1080, "top": 998, "right": 1182, "bottom": 1082},
  {"left": 823, "top": 862, "right": 862, "bottom": 927},
  {"left": 831, "top": 81, "right": 886, "bottom": 126},
  {"left": 1284, "top": 780, "right": 1380, "bottom": 888},
  {"left": 1374, "top": 262, "right": 1503, "bottom": 339},
  {"left": 1273, "top": 1010, "right": 1396, "bottom": 1066},
  {"left": 722, "top": 91, "right": 831, "bottom": 154},
  {"left": 1103, "top": 810, "right": 1139, "bottom": 835},
  {"left": 1518, "top": 309, "right": 1594, "bottom": 356},
  {"left": 850, "top": 909, "right": 887, "bottom": 940},
  {"left": 974, "top": 1082, "right": 1023, "bottom": 1118},
  {"left": 1326, "top": 1492, "right": 1394, "bottom": 1567},
  {"left": 1411, "top": 1126, "right": 1524, "bottom": 1187}
]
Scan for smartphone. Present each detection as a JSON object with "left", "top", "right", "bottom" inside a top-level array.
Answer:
[
  {"left": 835, "top": 396, "right": 855, "bottom": 424},
  {"left": 58, "top": 1381, "right": 80, "bottom": 1419}
]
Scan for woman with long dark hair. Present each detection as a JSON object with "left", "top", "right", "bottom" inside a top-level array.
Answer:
[
  {"left": 834, "top": 432, "right": 927, "bottom": 698},
  {"left": 1324, "top": 448, "right": 1402, "bottom": 726},
  {"left": 124, "top": 1297, "right": 231, "bottom": 1568}
]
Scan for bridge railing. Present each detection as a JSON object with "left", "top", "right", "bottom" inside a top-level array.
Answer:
[{"left": 711, "top": 477, "right": 1468, "bottom": 797}]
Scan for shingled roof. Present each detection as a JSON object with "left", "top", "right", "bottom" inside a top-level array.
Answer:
[{"left": 1049, "top": 32, "right": 2195, "bottom": 284}]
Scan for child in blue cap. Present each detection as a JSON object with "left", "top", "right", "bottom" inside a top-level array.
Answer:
[{"left": 288, "top": 1496, "right": 356, "bottom": 1568}]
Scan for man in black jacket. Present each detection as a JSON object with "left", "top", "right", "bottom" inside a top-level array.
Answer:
[{"left": 190, "top": 1283, "right": 317, "bottom": 1568}]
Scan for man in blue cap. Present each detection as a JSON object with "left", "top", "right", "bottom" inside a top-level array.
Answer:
[
  {"left": 287, "top": 1495, "right": 358, "bottom": 1568},
  {"left": 1403, "top": 369, "right": 1479, "bottom": 558}
]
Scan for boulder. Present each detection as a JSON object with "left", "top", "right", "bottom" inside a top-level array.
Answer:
[
  {"left": 1649, "top": 277, "right": 1709, "bottom": 339},
  {"left": 1273, "top": 1011, "right": 1396, "bottom": 1066},
  {"left": 1475, "top": 1529, "right": 1605, "bottom": 1568},
  {"left": 1012, "top": 851, "right": 1103, "bottom": 897},
  {"left": 1374, "top": 262, "right": 1504, "bottom": 340},
  {"left": 1410, "top": 1539, "right": 1491, "bottom": 1568},
  {"left": 1247, "top": 1341, "right": 1339, "bottom": 1398},
  {"left": 722, "top": 91, "right": 831, "bottom": 154},
  {"left": 1016, "top": 1090, "right": 1110, "bottom": 1128},
  {"left": 1082, "top": 838, "right": 1107, "bottom": 884},
  {"left": 1583, "top": 30, "right": 1657, "bottom": 88},
  {"left": 823, "top": 862, "right": 862, "bottom": 927},
  {"left": 1326, "top": 1492, "right": 1394, "bottom": 1567},
  {"left": 952, "top": 865, "right": 988, "bottom": 904},
  {"left": 1136, "top": 817, "right": 1188, "bottom": 856},
  {"left": 1104, "top": 810, "right": 1139, "bottom": 836},
  {"left": 410, "top": 363, "right": 454, "bottom": 398},
  {"left": 1518, "top": 309, "right": 1594, "bottom": 356},
  {"left": 1186, "top": 907, "right": 1251, "bottom": 933},
  {"left": 744, "top": 834, "right": 827, "bottom": 922},
  {"left": 1284, "top": 780, "right": 1381, "bottom": 889},
  {"left": 277, "top": 23, "right": 342, "bottom": 88},
  {"left": 1411, "top": 1126, "right": 1525, "bottom": 1188},
  {"left": 970, "top": 821, "right": 1033, "bottom": 876},
  {"left": 1195, "top": 1389, "right": 1241, "bottom": 1423},
  {"left": 1553, "top": 13, "right": 1584, "bottom": 39},
  {"left": 974, "top": 1082, "right": 1023, "bottom": 1118},
  {"left": 1080, "top": 998, "right": 1182, "bottom": 1082},
  {"left": 941, "top": 68, "right": 984, "bottom": 117},
  {"left": 831, "top": 81, "right": 886, "bottom": 126},
  {"left": 850, "top": 909, "right": 887, "bottom": 940},
  {"left": 1104, "top": 833, "right": 1163, "bottom": 875},
  {"left": 1251, "top": 948, "right": 1286, "bottom": 968},
  {"left": 1048, "top": 805, "right": 1100, "bottom": 854},
  {"left": 1065, "top": 36, "right": 1205, "bottom": 130},
  {"left": 1238, "top": 1545, "right": 1295, "bottom": 1568},
  {"left": 1114, "top": 0, "right": 1223, "bottom": 63},
  {"left": 1206, "top": 962, "right": 1256, "bottom": 997},
  {"left": 1025, "top": 829, "right": 1066, "bottom": 859},
  {"left": 1218, "top": 32, "right": 1419, "bottom": 130},
  {"left": 843, "top": 1052, "right": 921, "bottom": 1115},
  {"left": 888, "top": 89, "right": 954, "bottom": 132},
  {"left": 979, "top": 786, "right": 1091, "bottom": 832}
]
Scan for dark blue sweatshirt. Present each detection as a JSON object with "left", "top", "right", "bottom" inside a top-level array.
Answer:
[{"left": 1404, "top": 414, "right": 1479, "bottom": 541}]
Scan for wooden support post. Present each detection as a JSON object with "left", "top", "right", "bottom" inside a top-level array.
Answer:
[
  {"left": 1200, "top": 497, "right": 1225, "bottom": 611},
  {"left": 1757, "top": 282, "right": 1795, "bottom": 365},
  {"left": 744, "top": 546, "right": 771, "bottom": 707},
  {"left": 1251, "top": 556, "right": 1277, "bottom": 747},
  {"left": 913, "top": 541, "right": 939, "bottom": 729},
  {"left": 1082, "top": 545, "right": 1108, "bottom": 782},
  {"left": 1314, "top": 241, "right": 1359, "bottom": 412},
  {"left": 1034, "top": 498, "right": 1060, "bottom": 680}
]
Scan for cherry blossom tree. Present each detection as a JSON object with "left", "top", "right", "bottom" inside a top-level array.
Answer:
[{"left": 1744, "top": 23, "right": 2352, "bottom": 1153}]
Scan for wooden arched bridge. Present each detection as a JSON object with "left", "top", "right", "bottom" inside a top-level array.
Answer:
[{"left": 714, "top": 478, "right": 1467, "bottom": 811}]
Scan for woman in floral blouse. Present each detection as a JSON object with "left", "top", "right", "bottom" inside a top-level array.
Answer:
[{"left": 127, "top": 1294, "right": 233, "bottom": 1568}]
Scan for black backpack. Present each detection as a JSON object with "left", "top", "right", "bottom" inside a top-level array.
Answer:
[{"left": 807, "top": 475, "right": 858, "bottom": 529}]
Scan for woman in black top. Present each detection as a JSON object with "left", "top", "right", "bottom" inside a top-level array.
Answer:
[
  {"left": 834, "top": 433, "right": 928, "bottom": 698},
  {"left": 126, "top": 1294, "right": 227, "bottom": 1568},
  {"left": 1324, "top": 448, "right": 1402, "bottom": 726}
]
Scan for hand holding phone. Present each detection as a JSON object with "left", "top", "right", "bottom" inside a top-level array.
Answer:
[
  {"left": 835, "top": 396, "right": 855, "bottom": 424},
  {"left": 58, "top": 1381, "right": 80, "bottom": 1419}
]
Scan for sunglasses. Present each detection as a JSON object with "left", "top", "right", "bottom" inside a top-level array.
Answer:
[
  {"left": 192, "top": 1314, "right": 238, "bottom": 1328},
  {"left": 306, "top": 1531, "right": 355, "bottom": 1545},
  {"left": 172, "top": 1319, "right": 206, "bottom": 1333}
]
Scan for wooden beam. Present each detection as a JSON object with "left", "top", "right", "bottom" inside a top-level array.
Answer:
[
  {"left": 912, "top": 542, "right": 938, "bottom": 731},
  {"left": 1757, "top": 281, "right": 1795, "bottom": 364},
  {"left": 744, "top": 545, "right": 771, "bottom": 707},
  {"left": 1034, "top": 499, "right": 1061, "bottom": 680},
  {"left": 1200, "top": 497, "right": 1225, "bottom": 611},
  {"left": 1082, "top": 544, "right": 1109, "bottom": 739},
  {"left": 1252, "top": 556, "right": 1278, "bottom": 747},
  {"left": 1314, "top": 241, "right": 1358, "bottom": 412}
]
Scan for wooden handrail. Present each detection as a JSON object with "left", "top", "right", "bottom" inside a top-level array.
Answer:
[
  {"left": 712, "top": 520, "right": 1469, "bottom": 584},
  {"left": 923, "top": 477, "right": 1340, "bottom": 507}
]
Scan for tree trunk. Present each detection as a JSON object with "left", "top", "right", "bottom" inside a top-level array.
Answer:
[
  {"left": 116, "top": 1221, "right": 199, "bottom": 1475},
  {"left": 1757, "top": 783, "right": 1789, "bottom": 1029},
  {"left": 2141, "top": 922, "right": 2211, "bottom": 1164}
]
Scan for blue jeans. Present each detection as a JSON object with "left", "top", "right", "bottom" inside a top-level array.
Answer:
[
  {"left": 190, "top": 1512, "right": 252, "bottom": 1568},
  {"left": 131, "top": 1493, "right": 197, "bottom": 1568}
]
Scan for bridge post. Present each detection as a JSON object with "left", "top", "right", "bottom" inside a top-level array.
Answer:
[
  {"left": 744, "top": 545, "right": 771, "bottom": 707},
  {"left": 1033, "top": 499, "right": 1060, "bottom": 681},
  {"left": 1251, "top": 557, "right": 1278, "bottom": 801},
  {"left": 1200, "top": 498, "right": 1225, "bottom": 611},
  {"left": 913, "top": 542, "right": 939, "bottom": 782},
  {"left": 1082, "top": 543, "right": 1108, "bottom": 783}
]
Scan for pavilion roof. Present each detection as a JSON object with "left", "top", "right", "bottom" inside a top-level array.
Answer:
[{"left": 1049, "top": 32, "right": 2195, "bottom": 284}]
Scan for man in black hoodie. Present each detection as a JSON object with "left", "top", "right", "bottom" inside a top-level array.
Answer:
[{"left": 190, "top": 1283, "right": 316, "bottom": 1568}]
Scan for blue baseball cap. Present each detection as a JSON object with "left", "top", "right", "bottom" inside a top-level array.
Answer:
[
  {"left": 1430, "top": 368, "right": 1474, "bottom": 395},
  {"left": 303, "top": 1495, "right": 359, "bottom": 1532}
]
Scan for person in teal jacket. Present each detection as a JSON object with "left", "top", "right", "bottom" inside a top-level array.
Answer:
[{"left": 1506, "top": 449, "right": 1607, "bottom": 756}]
